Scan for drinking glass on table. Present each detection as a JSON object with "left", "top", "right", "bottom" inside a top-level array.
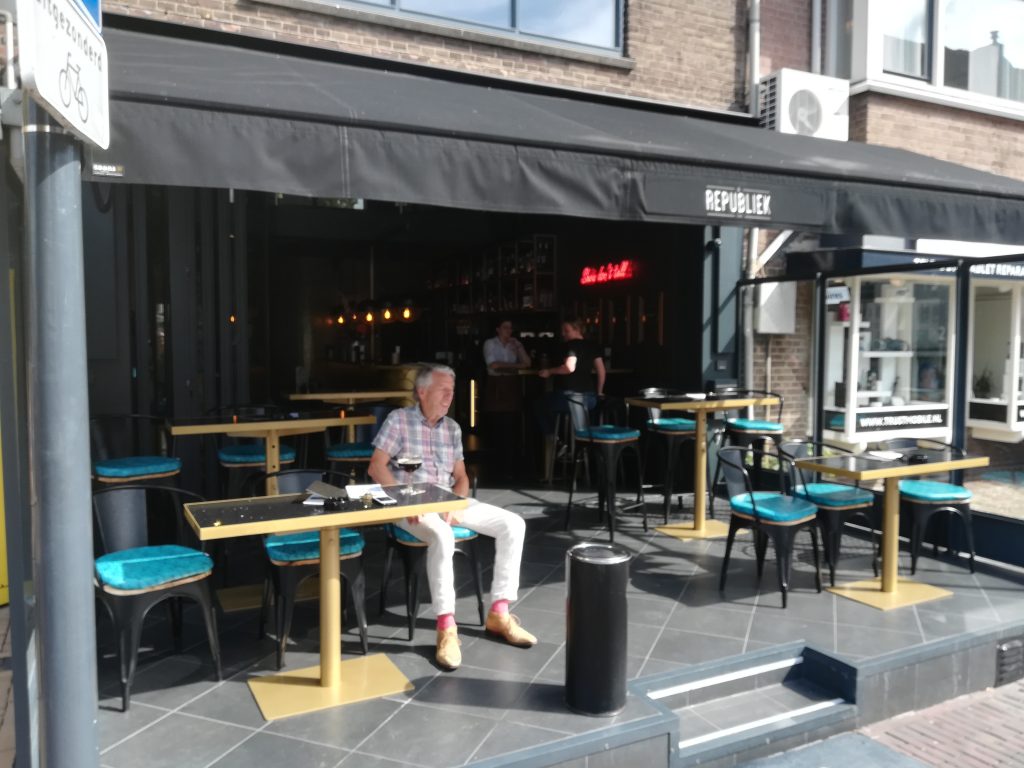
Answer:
[{"left": 396, "top": 455, "right": 424, "bottom": 496}]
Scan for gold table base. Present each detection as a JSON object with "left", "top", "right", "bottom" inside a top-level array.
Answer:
[
  {"left": 655, "top": 519, "right": 731, "bottom": 540},
  {"left": 828, "top": 577, "right": 952, "bottom": 610}
]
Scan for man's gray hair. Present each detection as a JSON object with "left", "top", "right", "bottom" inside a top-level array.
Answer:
[{"left": 413, "top": 363, "right": 456, "bottom": 401}]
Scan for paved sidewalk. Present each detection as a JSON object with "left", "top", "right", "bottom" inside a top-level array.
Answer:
[{"left": 861, "top": 678, "right": 1024, "bottom": 767}]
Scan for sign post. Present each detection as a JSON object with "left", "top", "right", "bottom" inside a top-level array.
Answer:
[{"left": 11, "top": 1, "right": 107, "bottom": 766}]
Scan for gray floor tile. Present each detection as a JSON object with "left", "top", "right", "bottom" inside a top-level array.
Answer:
[
  {"left": 515, "top": 585, "right": 567, "bottom": 614},
  {"left": 97, "top": 701, "right": 170, "bottom": 751},
  {"left": 100, "top": 712, "right": 253, "bottom": 768},
  {"left": 747, "top": 613, "right": 837, "bottom": 651},
  {"left": 503, "top": 684, "right": 654, "bottom": 734},
  {"left": 744, "top": 733, "right": 928, "bottom": 767},
  {"left": 357, "top": 700, "right": 502, "bottom": 768},
  {"left": 337, "top": 752, "right": 420, "bottom": 768},
  {"left": 264, "top": 697, "right": 403, "bottom": 750},
  {"left": 836, "top": 623, "right": 927, "bottom": 659},
  {"left": 180, "top": 678, "right": 266, "bottom": 729},
  {"left": 467, "top": 720, "right": 573, "bottom": 763},
  {"left": 456, "top": 635, "right": 562, "bottom": 679},
  {"left": 677, "top": 706, "right": 718, "bottom": 740},
  {"left": 625, "top": 594, "right": 686, "bottom": 628},
  {"left": 664, "top": 604, "right": 753, "bottom": 639},
  {"left": 102, "top": 655, "right": 223, "bottom": 711},
  {"left": 411, "top": 666, "right": 536, "bottom": 720},
  {"left": 648, "top": 627, "right": 747, "bottom": 666},
  {"left": 209, "top": 731, "right": 348, "bottom": 768}
]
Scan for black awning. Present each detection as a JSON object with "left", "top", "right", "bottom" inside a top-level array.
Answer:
[{"left": 86, "top": 27, "right": 1024, "bottom": 244}]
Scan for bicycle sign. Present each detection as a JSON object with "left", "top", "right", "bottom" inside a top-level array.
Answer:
[
  {"left": 58, "top": 52, "right": 89, "bottom": 123},
  {"left": 15, "top": 0, "right": 109, "bottom": 148}
]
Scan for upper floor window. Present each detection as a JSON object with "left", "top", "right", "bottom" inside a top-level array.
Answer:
[
  {"left": 882, "top": 0, "right": 930, "bottom": 79},
  {"left": 344, "top": 0, "right": 623, "bottom": 51},
  {"left": 942, "top": 0, "right": 1024, "bottom": 102},
  {"left": 838, "top": 0, "right": 1024, "bottom": 108}
]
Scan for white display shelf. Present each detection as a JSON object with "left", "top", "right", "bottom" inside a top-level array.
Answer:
[{"left": 860, "top": 350, "right": 914, "bottom": 358}]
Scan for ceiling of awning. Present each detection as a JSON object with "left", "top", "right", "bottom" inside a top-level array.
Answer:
[{"left": 86, "top": 26, "right": 1024, "bottom": 244}]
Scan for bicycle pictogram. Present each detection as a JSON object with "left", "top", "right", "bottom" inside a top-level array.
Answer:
[{"left": 58, "top": 52, "right": 89, "bottom": 124}]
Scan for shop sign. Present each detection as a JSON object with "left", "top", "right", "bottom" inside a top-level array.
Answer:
[
  {"left": 825, "top": 285, "right": 851, "bottom": 305},
  {"left": 855, "top": 408, "right": 948, "bottom": 433},
  {"left": 913, "top": 257, "right": 1024, "bottom": 280},
  {"left": 579, "top": 259, "right": 635, "bottom": 286},
  {"left": 704, "top": 185, "right": 772, "bottom": 221}
]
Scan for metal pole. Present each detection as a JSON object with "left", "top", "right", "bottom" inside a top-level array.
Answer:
[{"left": 22, "top": 101, "right": 99, "bottom": 768}]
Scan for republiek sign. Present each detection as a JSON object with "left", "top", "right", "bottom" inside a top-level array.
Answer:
[{"left": 15, "top": 0, "right": 110, "bottom": 149}]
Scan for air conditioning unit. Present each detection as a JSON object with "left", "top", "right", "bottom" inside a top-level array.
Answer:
[{"left": 760, "top": 69, "right": 849, "bottom": 141}]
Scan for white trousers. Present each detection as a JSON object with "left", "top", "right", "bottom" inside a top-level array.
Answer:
[{"left": 394, "top": 500, "right": 525, "bottom": 617}]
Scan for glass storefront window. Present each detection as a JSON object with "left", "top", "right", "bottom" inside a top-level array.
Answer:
[
  {"left": 401, "top": 0, "right": 510, "bottom": 29},
  {"left": 824, "top": 275, "right": 953, "bottom": 442},
  {"left": 881, "top": 0, "right": 931, "bottom": 79},
  {"left": 942, "top": 0, "right": 1024, "bottom": 103}
]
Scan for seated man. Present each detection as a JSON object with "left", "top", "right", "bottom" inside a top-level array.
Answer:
[{"left": 368, "top": 363, "right": 537, "bottom": 671}]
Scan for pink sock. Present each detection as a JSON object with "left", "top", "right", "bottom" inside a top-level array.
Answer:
[
  {"left": 490, "top": 599, "right": 510, "bottom": 615},
  {"left": 437, "top": 614, "right": 456, "bottom": 631}
]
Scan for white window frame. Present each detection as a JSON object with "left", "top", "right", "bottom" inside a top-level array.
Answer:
[{"left": 849, "top": 0, "right": 1024, "bottom": 121}]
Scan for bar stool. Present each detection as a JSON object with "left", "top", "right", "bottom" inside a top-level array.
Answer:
[
  {"left": 645, "top": 410, "right": 698, "bottom": 525},
  {"left": 779, "top": 439, "right": 879, "bottom": 587},
  {"left": 565, "top": 394, "right": 645, "bottom": 541},
  {"left": 879, "top": 438, "right": 976, "bottom": 574},
  {"left": 208, "top": 404, "right": 295, "bottom": 497},
  {"left": 90, "top": 414, "right": 182, "bottom": 486}
]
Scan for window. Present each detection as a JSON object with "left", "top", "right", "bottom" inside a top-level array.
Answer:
[
  {"left": 942, "top": 0, "right": 1024, "bottom": 102},
  {"left": 342, "top": 0, "right": 623, "bottom": 51},
  {"left": 834, "top": 1, "right": 1024, "bottom": 110},
  {"left": 881, "top": 0, "right": 931, "bottom": 79}
]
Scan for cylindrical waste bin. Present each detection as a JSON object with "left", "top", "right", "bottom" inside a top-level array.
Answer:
[{"left": 565, "top": 542, "right": 631, "bottom": 716}]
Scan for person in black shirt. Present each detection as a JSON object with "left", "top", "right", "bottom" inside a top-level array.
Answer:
[{"left": 535, "top": 318, "right": 606, "bottom": 480}]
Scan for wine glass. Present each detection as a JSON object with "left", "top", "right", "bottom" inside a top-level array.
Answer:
[{"left": 396, "top": 455, "right": 424, "bottom": 496}]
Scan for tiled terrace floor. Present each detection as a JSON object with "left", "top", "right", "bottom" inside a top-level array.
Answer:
[{"left": 72, "top": 486, "right": 1024, "bottom": 766}]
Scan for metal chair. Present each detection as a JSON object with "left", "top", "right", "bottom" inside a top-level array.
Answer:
[
  {"left": 709, "top": 389, "right": 785, "bottom": 514},
  {"left": 92, "top": 484, "right": 221, "bottom": 711},
  {"left": 206, "top": 404, "right": 296, "bottom": 497},
  {"left": 779, "top": 439, "right": 879, "bottom": 587},
  {"left": 565, "top": 394, "right": 645, "bottom": 541},
  {"left": 879, "top": 438, "right": 976, "bottom": 574},
  {"left": 89, "top": 414, "right": 181, "bottom": 486},
  {"left": 717, "top": 447, "right": 821, "bottom": 608},
  {"left": 246, "top": 468, "right": 370, "bottom": 667}
]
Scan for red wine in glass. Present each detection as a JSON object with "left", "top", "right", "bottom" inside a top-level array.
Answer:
[{"left": 397, "top": 456, "right": 423, "bottom": 495}]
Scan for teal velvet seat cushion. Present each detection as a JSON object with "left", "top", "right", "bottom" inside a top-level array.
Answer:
[
  {"left": 95, "top": 545, "right": 212, "bottom": 591},
  {"left": 727, "top": 418, "right": 784, "bottom": 433},
  {"left": 729, "top": 492, "right": 817, "bottom": 523},
  {"left": 648, "top": 417, "right": 696, "bottom": 433},
  {"left": 217, "top": 443, "right": 296, "bottom": 465},
  {"left": 388, "top": 523, "right": 477, "bottom": 544},
  {"left": 264, "top": 528, "right": 365, "bottom": 562},
  {"left": 327, "top": 442, "right": 375, "bottom": 460},
  {"left": 795, "top": 482, "right": 874, "bottom": 507},
  {"left": 575, "top": 425, "right": 641, "bottom": 441},
  {"left": 899, "top": 479, "right": 971, "bottom": 503},
  {"left": 94, "top": 456, "right": 182, "bottom": 478}
]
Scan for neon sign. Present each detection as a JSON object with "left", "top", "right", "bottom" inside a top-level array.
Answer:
[{"left": 579, "top": 259, "right": 635, "bottom": 286}]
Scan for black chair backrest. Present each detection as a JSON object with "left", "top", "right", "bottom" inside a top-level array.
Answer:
[
  {"left": 778, "top": 439, "right": 853, "bottom": 491},
  {"left": 242, "top": 468, "right": 352, "bottom": 497},
  {"left": 878, "top": 438, "right": 964, "bottom": 483},
  {"left": 90, "top": 414, "right": 171, "bottom": 461},
  {"left": 92, "top": 485, "right": 206, "bottom": 555},
  {"left": 717, "top": 447, "right": 785, "bottom": 512}
]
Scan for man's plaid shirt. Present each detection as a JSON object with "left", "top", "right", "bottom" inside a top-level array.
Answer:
[{"left": 372, "top": 405, "right": 464, "bottom": 489}]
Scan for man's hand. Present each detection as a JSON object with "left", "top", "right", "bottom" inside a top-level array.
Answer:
[
  {"left": 538, "top": 368, "right": 551, "bottom": 379},
  {"left": 442, "top": 510, "right": 463, "bottom": 525},
  {"left": 406, "top": 515, "right": 420, "bottom": 524}
]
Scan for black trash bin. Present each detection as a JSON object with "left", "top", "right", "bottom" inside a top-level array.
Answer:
[{"left": 565, "top": 542, "right": 631, "bottom": 716}]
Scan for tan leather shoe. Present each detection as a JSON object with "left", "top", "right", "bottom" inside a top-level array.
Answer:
[
  {"left": 485, "top": 612, "right": 537, "bottom": 647},
  {"left": 436, "top": 626, "right": 461, "bottom": 670}
]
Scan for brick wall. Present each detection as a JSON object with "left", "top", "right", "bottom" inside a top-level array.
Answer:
[
  {"left": 850, "top": 92, "right": 1024, "bottom": 182},
  {"left": 759, "top": 0, "right": 812, "bottom": 75},
  {"left": 105, "top": 0, "right": 750, "bottom": 111}
]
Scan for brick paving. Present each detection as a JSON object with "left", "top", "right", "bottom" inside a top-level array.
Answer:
[{"left": 862, "top": 679, "right": 1024, "bottom": 767}]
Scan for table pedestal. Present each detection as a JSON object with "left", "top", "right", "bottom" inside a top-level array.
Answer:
[
  {"left": 246, "top": 527, "right": 413, "bottom": 719},
  {"left": 827, "top": 478, "right": 951, "bottom": 610},
  {"left": 655, "top": 412, "right": 730, "bottom": 540}
]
